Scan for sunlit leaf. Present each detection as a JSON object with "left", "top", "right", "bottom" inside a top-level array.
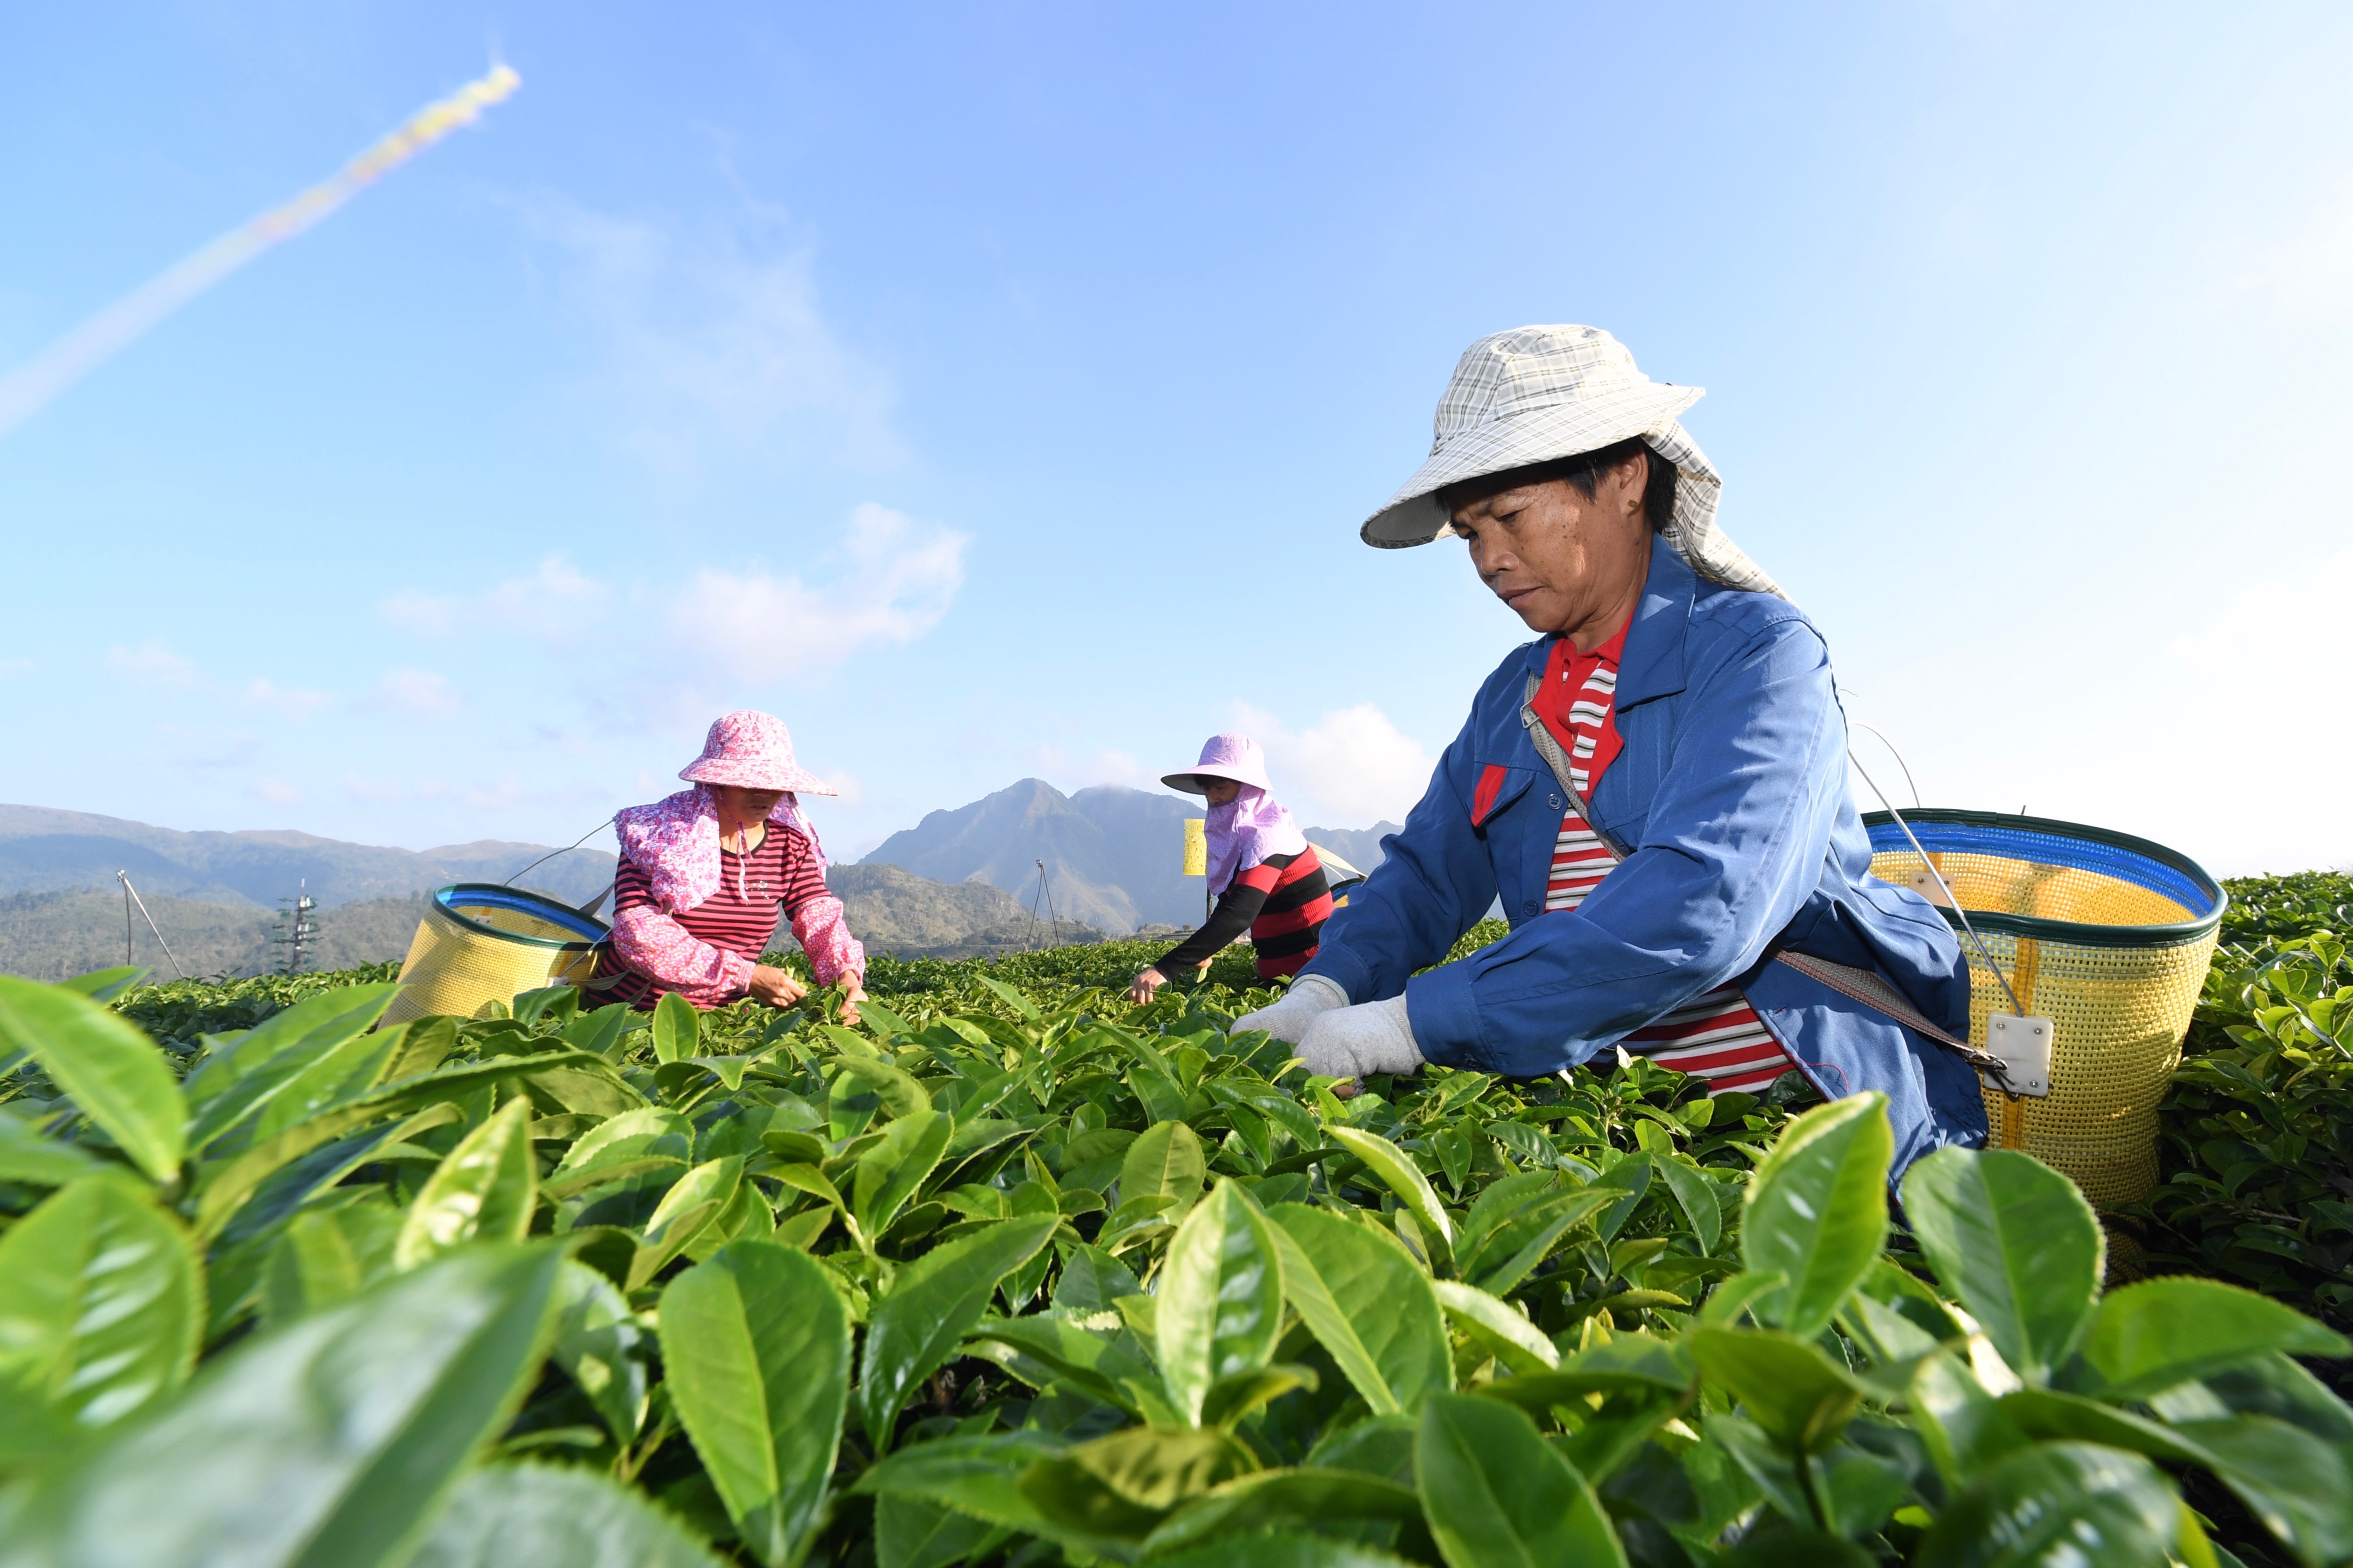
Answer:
[
  {"left": 859, "top": 1215, "right": 1058, "bottom": 1452},
  {"left": 0, "top": 1243, "right": 566, "bottom": 1568},
  {"left": 1741, "top": 1093, "right": 1889, "bottom": 1340},
  {"left": 0, "top": 976, "right": 187, "bottom": 1185},
  {"left": 393, "top": 1097, "right": 538, "bottom": 1269},
  {"left": 0, "top": 1174, "right": 202, "bottom": 1462},
  {"left": 662, "top": 1241, "right": 850, "bottom": 1568},
  {"left": 1900, "top": 1147, "right": 2101, "bottom": 1387},
  {"left": 1158, "top": 1181, "right": 1285, "bottom": 1425}
]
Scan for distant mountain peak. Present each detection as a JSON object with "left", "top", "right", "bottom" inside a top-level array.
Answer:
[{"left": 857, "top": 779, "right": 1396, "bottom": 934}]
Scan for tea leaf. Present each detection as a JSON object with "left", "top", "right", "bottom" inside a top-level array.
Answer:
[
  {"left": 1158, "top": 1181, "right": 1285, "bottom": 1425},
  {"left": 1916, "top": 1441, "right": 2179, "bottom": 1568},
  {"left": 0, "top": 1174, "right": 202, "bottom": 1461},
  {"left": 1741, "top": 1093, "right": 1889, "bottom": 1340},
  {"left": 661, "top": 1240, "right": 850, "bottom": 1568},
  {"left": 405, "top": 1463, "right": 726, "bottom": 1568},
  {"left": 1268, "top": 1201, "right": 1450, "bottom": 1414},
  {"left": 859, "top": 1215, "right": 1058, "bottom": 1451},
  {"left": 394, "top": 1097, "right": 538, "bottom": 1269},
  {"left": 2077, "top": 1277, "right": 2350, "bottom": 1399},
  {"left": 0, "top": 1243, "right": 565, "bottom": 1568},
  {"left": 0, "top": 976, "right": 187, "bottom": 1184},
  {"left": 1415, "top": 1392, "right": 1625, "bottom": 1568},
  {"left": 652, "top": 993, "right": 698, "bottom": 1065},
  {"left": 1901, "top": 1147, "right": 2101, "bottom": 1387}
]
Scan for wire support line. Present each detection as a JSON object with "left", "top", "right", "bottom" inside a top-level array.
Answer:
[
  {"left": 1846, "top": 752, "right": 2027, "bottom": 1018},
  {"left": 116, "top": 870, "right": 187, "bottom": 980},
  {"left": 503, "top": 817, "right": 618, "bottom": 889},
  {"left": 1849, "top": 721, "right": 1922, "bottom": 810}
]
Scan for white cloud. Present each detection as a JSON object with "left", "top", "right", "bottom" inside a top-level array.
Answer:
[
  {"left": 376, "top": 508, "right": 964, "bottom": 727},
  {"left": 530, "top": 200, "right": 902, "bottom": 470},
  {"left": 1029, "top": 746, "right": 1145, "bottom": 791},
  {"left": 1230, "top": 702, "right": 1438, "bottom": 827},
  {"left": 382, "top": 555, "right": 611, "bottom": 642},
  {"left": 240, "top": 678, "right": 336, "bottom": 720},
  {"left": 664, "top": 503, "right": 966, "bottom": 679},
  {"left": 813, "top": 771, "right": 866, "bottom": 807},
  {"left": 159, "top": 724, "right": 259, "bottom": 770},
  {"left": 104, "top": 638, "right": 199, "bottom": 689},
  {"left": 246, "top": 776, "right": 303, "bottom": 807},
  {"left": 376, "top": 668, "right": 465, "bottom": 718},
  {"left": 2237, "top": 179, "right": 2353, "bottom": 325}
]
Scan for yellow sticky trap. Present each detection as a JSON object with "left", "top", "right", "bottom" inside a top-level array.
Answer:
[
  {"left": 1984, "top": 1012, "right": 2054, "bottom": 1098},
  {"left": 1182, "top": 818, "right": 1207, "bottom": 876}
]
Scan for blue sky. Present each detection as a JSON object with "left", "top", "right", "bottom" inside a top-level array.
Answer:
[{"left": 2, "top": 2, "right": 2347, "bottom": 878}]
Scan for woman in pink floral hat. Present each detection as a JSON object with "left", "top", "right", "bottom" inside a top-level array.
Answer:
[
  {"left": 592, "top": 710, "right": 868, "bottom": 1020},
  {"left": 1127, "top": 734, "right": 1334, "bottom": 1004}
]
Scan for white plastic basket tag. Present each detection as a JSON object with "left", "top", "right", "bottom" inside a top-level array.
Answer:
[
  {"left": 1983, "top": 1012, "right": 2053, "bottom": 1098},
  {"left": 1910, "top": 867, "right": 1954, "bottom": 907}
]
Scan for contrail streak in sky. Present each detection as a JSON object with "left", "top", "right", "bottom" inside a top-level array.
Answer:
[{"left": 0, "top": 64, "right": 521, "bottom": 440}]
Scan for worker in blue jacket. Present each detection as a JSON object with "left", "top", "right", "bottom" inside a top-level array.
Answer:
[{"left": 1235, "top": 325, "right": 1986, "bottom": 1174}]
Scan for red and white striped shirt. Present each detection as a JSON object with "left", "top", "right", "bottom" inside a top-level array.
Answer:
[{"left": 1534, "top": 628, "right": 1797, "bottom": 1096}]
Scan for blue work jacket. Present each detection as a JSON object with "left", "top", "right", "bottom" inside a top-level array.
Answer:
[{"left": 1301, "top": 537, "right": 1987, "bottom": 1175}]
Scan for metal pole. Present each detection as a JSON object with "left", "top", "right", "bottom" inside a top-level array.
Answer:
[{"left": 116, "top": 871, "right": 186, "bottom": 979}]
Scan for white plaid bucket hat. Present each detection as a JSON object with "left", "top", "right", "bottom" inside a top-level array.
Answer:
[{"left": 1361, "top": 325, "right": 1782, "bottom": 598}]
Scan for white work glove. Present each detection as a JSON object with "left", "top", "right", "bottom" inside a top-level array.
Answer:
[
  {"left": 1298, "top": 995, "right": 1426, "bottom": 1080},
  {"left": 1231, "top": 974, "right": 1348, "bottom": 1044}
]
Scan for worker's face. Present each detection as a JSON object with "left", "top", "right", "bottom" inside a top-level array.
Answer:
[
  {"left": 711, "top": 784, "right": 787, "bottom": 822},
  {"left": 1201, "top": 779, "right": 1243, "bottom": 807},
  {"left": 1449, "top": 457, "right": 1652, "bottom": 640}
]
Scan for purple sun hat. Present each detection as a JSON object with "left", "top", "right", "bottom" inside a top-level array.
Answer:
[
  {"left": 678, "top": 710, "right": 837, "bottom": 795},
  {"left": 1161, "top": 733, "right": 1273, "bottom": 796}
]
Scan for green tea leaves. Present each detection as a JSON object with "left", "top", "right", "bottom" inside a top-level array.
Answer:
[
  {"left": 1119, "top": 1119, "right": 1207, "bottom": 1216},
  {"left": 0, "top": 975, "right": 187, "bottom": 1184},
  {"left": 1902, "top": 1147, "right": 2102, "bottom": 1388},
  {"left": 1269, "top": 1201, "right": 1450, "bottom": 1414},
  {"left": 860, "top": 1215, "right": 1058, "bottom": 1451},
  {"left": 394, "top": 1098, "right": 538, "bottom": 1269},
  {"left": 1158, "top": 1181, "right": 1285, "bottom": 1425},
  {"left": 1915, "top": 1442, "right": 2180, "bottom": 1568},
  {"left": 0, "top": 1243, "right": 566, "bottom": 1568},
  {"left": 2076, "top": 1276, "right": 2350, "bottom": 1399},
  {"left": 1741, "top": 1093, "right": 1890, "bottom": 1340},
  {"left": 0, "top": 1174, "right": 202, "bottom": 1461},
  {"left": 661, "top": 1241, "right": 850, "bottom": 1567},
  {"left": 651, "top": 992, "right": 698, "bottom": 1064},
  {"left": 1416, "top": 1392, "right": 1625, "bottom": 1568},
  {"left": 405, "top": 1464, "right": 728, "bottom": 1568}
]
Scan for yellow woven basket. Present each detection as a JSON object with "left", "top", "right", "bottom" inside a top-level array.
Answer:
[
  {"left": 381, "top": 884, "right": 610, "bottom": 1028},
  {"left": 1865, "top": 811, "right": 2225, "bottom": 1206}
]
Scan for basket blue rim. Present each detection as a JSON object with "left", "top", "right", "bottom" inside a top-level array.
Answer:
[
  {"left": 433, "top": 882, "right": 609, "bottom": 950},
  {"left": 1861, "top": 809, "right": 2227, "bottom": 950}
]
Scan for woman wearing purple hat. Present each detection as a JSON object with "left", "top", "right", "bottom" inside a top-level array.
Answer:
[
  {"left": 1127, "top": 734, "right": 1335, "bottom": 1004},
  {"left": 592, "top": 710, "right": 868, "bottom": 1020}
]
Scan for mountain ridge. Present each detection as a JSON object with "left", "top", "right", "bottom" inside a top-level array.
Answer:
[
  {"left": 0, "top": 803, "right": 616, "bottom": 910},
  {"left": 858, "top": 778, "right": 1396, "bottom": 933}
]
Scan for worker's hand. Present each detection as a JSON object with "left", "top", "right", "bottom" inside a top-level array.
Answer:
[
  {"left": 1128, "top": 967, "right": 1168, "bottom": 1005},
  {"left": 1231, "top": 973, "right": 1348, "bottom": 1044},
  {"left": 1297, "top": 995, "right": 1424, "bottom": 1081},
  {"left": 839, "top": 976, "right": 868, "bottom": 1026},
  {"left": 747, "top": 964, "right": 808, "bottom": 1009}
]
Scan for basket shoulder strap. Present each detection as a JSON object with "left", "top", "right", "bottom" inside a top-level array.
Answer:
[
  {"left": 1520, "top": 675, "right": 1630, "bottom": 858},
  {"left": 1520, "top": 674, "right": 2005, "bottom": 1074}
]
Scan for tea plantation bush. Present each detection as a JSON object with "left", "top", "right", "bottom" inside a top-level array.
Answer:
[{"left": 0, "top": 887, "right": 2347, "bottom": 1568}]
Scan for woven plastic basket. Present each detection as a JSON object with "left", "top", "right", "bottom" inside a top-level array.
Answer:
[
  {"left": 1864, "top": 811, "right": 2224, "bottom": 1206},
  {"left": 381, "top": 884, "right": 610, "bottom": 1028}
]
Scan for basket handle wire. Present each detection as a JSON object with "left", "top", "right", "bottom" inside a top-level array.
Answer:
[{"left": 1848, "top": 747, "right": 2029, "bottom": 1019}]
